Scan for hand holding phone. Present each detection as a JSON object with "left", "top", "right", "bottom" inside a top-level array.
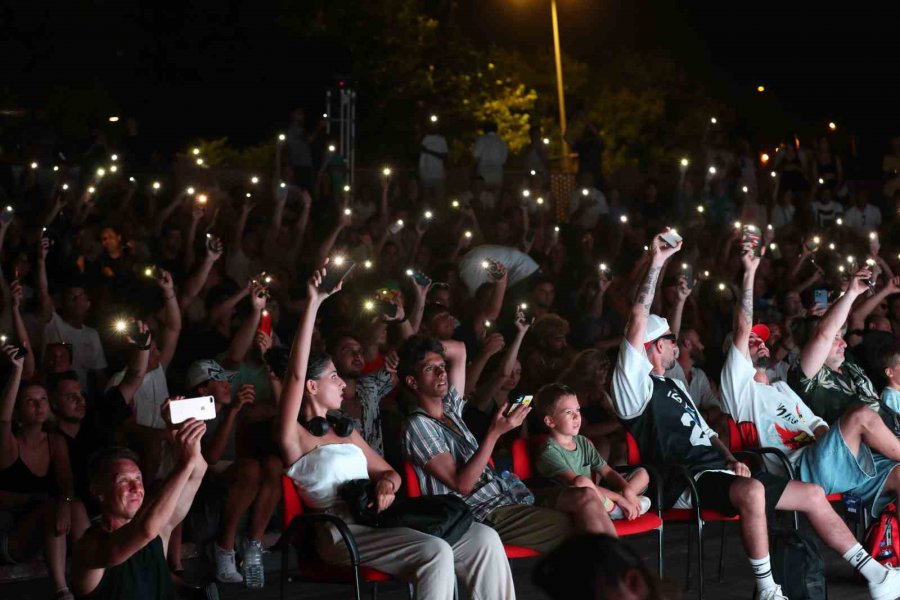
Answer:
[
  {"left": 659, "top": 229, "right": 683, "bottom": 249},
  {"left": 320, "top": 257, "right": 356, "bottom": 294},
  {"left": 742, "top": 224, "right": 762, "bottom": 258},
  {"left": 167, "top": 396, "right": 217, "bottom": 425},
  {"left": 504, "top": 394, "right": 534, "bottom": 417}
]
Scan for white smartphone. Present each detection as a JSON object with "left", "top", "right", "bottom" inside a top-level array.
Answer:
[
  {"left": 660, "top": 229, "right": 683, "bottom": 248},
  {"left": 169, "top": 396, "right": 217, "bottom": 425}
]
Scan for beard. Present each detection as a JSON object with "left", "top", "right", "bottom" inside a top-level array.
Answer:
[
  {"left": 753, "top": 355, "right": 770, "bottom": 368},
  {"left": 689, "top": 348, "right": 705, "bottom": 364}
]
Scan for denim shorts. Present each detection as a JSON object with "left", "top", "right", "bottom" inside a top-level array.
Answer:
[{"left": 798, "top": 421, "right": 899, "bottom": 517}]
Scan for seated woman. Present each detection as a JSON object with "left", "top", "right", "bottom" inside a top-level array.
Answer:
[
  {"left": 0, "top": 344, "right": 88, "bottom": 600},
  {"left": 277, "top": 265, "right": 514, "bottom": 600}
]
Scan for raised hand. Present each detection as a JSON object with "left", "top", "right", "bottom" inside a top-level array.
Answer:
[
  {"left": 384, "top": 350, "right": 400, "bottom": 375},
  {"left": 1, "top": 343, "right": 25, "bottom": 371},
  {"left": 650, "top": 228, "right": 682, "bottom": 263},
  {"left": 234, "top": 384, "right": 256, "bottom": 410},
  {"left": 10, "top": 280, "right": 23, "bottom": 310},
  {"left": 848, "top": 267, "right": 872, "bottom": 296},
  {"left": 157, "top": 269, "right": 175, "bottom": 296},
  {"left": 307, "top": 261, "right": 340, "bottom": 305},
  {"left": 482, "top": 333, "right": 505, "bottom": 357},
  {"left": 491, "top": 401, "right": 531, "bottom": 436}
]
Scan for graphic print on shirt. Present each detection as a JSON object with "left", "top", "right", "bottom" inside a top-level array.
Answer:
[
  {"left": 771, "top": 402, "right": 817, "bottom": 450},
  {"left": 673, "top": 387, "right": 712, "bottom": 447}
]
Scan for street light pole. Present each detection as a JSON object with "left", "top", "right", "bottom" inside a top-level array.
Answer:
[{"left": 550, "top": 0, "right": 570, "bottom": 171}]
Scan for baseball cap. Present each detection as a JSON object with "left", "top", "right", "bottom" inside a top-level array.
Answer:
[
  {"left": 186, "top": 359, "right": 236, "bottom": 390},
  {"left": 643, "top": 314, "right": 671, "bottom": 344},
  {"left": 751, "top": 324, "right": 770, "bottom": 342}
]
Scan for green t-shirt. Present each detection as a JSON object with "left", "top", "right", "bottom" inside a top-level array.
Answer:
[{"left": 536, "top": 435, "right": 607, "bottom": 480}]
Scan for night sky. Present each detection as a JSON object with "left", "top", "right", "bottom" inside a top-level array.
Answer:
[{"left": 4, "top": 1, "right": 899, "bottom": 170}]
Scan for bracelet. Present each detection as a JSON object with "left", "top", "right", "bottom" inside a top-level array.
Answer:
[{"left": 164, "top": 294, "right": 176, "bottom": 301}]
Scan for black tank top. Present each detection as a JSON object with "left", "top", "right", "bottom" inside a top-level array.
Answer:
[
  {"left": 77, "top": 533, "right": 174, "bottom": 600},
  {"left": 0, "top": 435, "right": 55, "bottom": 495}
]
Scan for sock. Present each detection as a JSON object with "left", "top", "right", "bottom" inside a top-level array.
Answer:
[
  {"left": 844, "top": 543, "right": 889, "bottom": 584},
  {"left": 749, "top": 555, "right": 776, "bottom": 592}
]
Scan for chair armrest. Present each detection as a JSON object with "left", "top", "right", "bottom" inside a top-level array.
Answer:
[
  {"left": 282, "top": 513, "right": 361, "bottom": 567},
  {"left": 733, "top": 449, "right": 795, "bottom": 480}
]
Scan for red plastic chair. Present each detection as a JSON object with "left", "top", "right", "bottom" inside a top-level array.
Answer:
[
  {"left": 402, "top": 461, "right": 540, "bottom": 559},
  {"left": 624, "top": 431, "right": 740, "bottom": 599},
  {"left": 732, "top": 418, "right": 868, "bottom": 536},
  {"left": 277, "top": 475, "right": 414, "bottom": 600},
  {"left": 509, "top": 437, "right": 664, "bottom": 572}
]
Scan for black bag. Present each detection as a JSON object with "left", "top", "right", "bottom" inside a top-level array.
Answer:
[
  {"left": 339, "top": 479, "right": 475, "bottom": 545},
  {"left": 770, "top": 527, "right": 826, "bottom": 600}
]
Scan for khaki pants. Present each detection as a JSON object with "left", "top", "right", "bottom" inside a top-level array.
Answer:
[
  {"left": 485, "top": 504, "right": 574, "bottom": 553},
  {"left": 316, "top": 522, "right": 515, "bottom": 600}
]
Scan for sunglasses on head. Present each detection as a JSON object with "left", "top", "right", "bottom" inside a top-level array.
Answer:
[{"left": 654, "top": 333, "right": 677, "bottom": 343}]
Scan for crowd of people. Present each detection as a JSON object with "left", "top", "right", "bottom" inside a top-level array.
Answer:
[{"left": 1, "top": 105, "right": 900, "bottom": 600}]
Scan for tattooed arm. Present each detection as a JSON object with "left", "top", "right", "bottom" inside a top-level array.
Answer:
[
  {"left": 624, "top": 230, "right": 682, "bottom": 349},
  {"left": 734, "top": 243, "right": 760, "bottom": 357}
]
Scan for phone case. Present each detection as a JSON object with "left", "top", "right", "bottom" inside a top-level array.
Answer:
[
  {"left": 505, "top": 395, "right": 533, "bottom": 416},
  {"left": 682, "top": 265, "right": 694, "bottom": 289},
  {"left": 742, "top": 225, "right": 762, "bottom": 257},
  {"left": 660, "top": 231, "right": 682, "bottom": 248},
  {"left": 258, "top": 311, "right": 273, "bottom": 336},
  {"left": 169, "top": 396, "right": 217, "bottom": 424}
]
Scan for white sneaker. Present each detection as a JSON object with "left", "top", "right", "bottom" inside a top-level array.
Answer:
[
  {"left": 214, "top": 544, "right": 243, "bottom": 584},
  {"left": 870, "top": 566, "right": 900, "bottom": 600},
  {"left": 608, "top": 496, "right": 653, "bottom": 520},
  {"left": 638, "top": 496, "right": 652, "bottom": 515},
  {"left": 754, "top": 585, "right": 789, "bottom": 600}
]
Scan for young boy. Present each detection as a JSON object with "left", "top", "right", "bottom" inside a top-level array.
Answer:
[
  {"left": 879, "top": 341, "right": 900, "bottom": 437},
  {"left": 535, "top": 383, "right": 651, "bottom": 520}
]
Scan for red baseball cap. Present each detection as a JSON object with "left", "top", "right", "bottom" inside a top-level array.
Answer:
[{"left": 750, "top": 324, "right": 770, "bottom": 342}]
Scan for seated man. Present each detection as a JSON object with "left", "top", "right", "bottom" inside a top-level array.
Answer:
[
  {"left": 786, "top": 266, "right": 882, "bottom": 426},
  {"left": 612, "top": 230, "right": 900, "bottom": 600},
  {"left": 71, "top": 417, "right": 207, "bottom": 599},
  {"left": 879, "top": 341, "right": 900, "bottom": 436},
  {"left": 721, "top": 246, "right": 900, "bottom": 594},
  {"left": 400, "top": 336, "right": 615, "bottom": 553}
]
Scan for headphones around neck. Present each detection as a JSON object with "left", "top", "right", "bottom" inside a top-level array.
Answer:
[{"left": 301, "top": 412, "right": 354, "bottom": 438}]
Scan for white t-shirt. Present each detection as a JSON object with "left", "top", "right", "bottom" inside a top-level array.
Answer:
[
  {"left": 842, "top": 205, "right": 882, "bottom": 236},
  {"left": 472, "top": 133, "right": 508, "bottom": 185},
  {"left": 457, "top": 246, "right": 539, "bottom": 297},
  {"left": 719, "top": 344, "right": 826, "bottom": 473},
  {"left": 810, "top": 200, "right": 843, "bottom": 228},
  {"left": 665, "top": 361, "right": 721, "bottom": 410},
  {"left": 612, "top": 339, "right": 729, "bottom": 508},
  {"left": 108, "top": 365, "right": 170, "bottom": 429},
  {"left": 419, "top": 134, "right": 448, "bottom": 182},
  {"left": 42, "top": 311, "right": 107, "bottom": 389}
]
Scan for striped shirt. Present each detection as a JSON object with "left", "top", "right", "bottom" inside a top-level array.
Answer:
[{"left": 403, "top": 386, "right": 530, "bottom": 521}]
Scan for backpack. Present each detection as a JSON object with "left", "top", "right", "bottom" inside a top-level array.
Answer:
[
  {"left": 861, "top": 502, "right": 900, "bottom": 579},
  {"left": 770, "top": 527, "right": 826, "bottom": 600}
]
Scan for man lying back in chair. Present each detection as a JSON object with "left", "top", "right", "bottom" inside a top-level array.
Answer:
[
  {"left": 721, "top": 243, "right": 900, "bottom": 600},
  {"left": 612, "top": 230, "right": 900, "bottom": 600}
]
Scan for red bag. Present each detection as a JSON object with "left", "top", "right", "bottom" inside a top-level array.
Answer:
[{"left": 860, "top": 502, "right": 900, "bottom": 580}]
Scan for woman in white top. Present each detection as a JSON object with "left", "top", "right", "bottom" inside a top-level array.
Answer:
[{"left": 277, "top": 265, "right": 515, "bottom": 600}]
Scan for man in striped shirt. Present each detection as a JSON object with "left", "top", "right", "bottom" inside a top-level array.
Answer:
[{"left": 400, "top": 335, "right": 615, "bottom": 552}]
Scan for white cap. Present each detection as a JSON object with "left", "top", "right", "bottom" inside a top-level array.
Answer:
[{"left": 643, "top": 314, "right": 670, "bottom": 344}]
